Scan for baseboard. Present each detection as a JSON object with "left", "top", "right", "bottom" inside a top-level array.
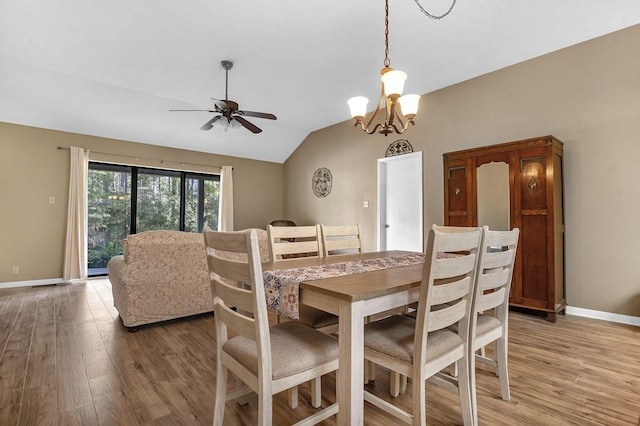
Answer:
[
  {"left": 0, "top": 278, "right": 69, "bottom": 289},
  {"left": 566, "top": 306, "right": 640, "bottom": 327}
]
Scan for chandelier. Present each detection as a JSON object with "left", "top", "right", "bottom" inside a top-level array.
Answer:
[{"left": 347, "top": 0, "right": 421, "bottom": 136}]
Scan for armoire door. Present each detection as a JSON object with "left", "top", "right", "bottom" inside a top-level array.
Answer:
[{"left": 443, "top": 158, "right": 474, "bottom": 226}]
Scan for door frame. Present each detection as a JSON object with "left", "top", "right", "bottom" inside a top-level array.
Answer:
[{"left": 377, "top": 151, "right": 423, "bottom": 251}]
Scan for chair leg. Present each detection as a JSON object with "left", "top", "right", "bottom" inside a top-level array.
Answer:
[
  {"left": 288, "top": 386, "right": 299, "bottom": 409},
  {"left": 213, "top": 362, "right": 228, "bottom": 426},
  {"left": 458, "top": 357, "right": 475, "bottom": 426},
  {"left": 258, "top": 380, "right": 273, "bottom": 426},
  {"left": 390, "top": 371, "right": 401, "bottom": 398},
  {"left": 390, "top": 372, "right": 408, "bottom": 396},
  {"left": 235, "top": 375, "right": 250, "bottom": 406},
  {"left": 412, "top": 373, "right": 427, "bottom": 426},
  {"left": 367, "top": 360, "right": 376, "bottom": 382},
  {"left": 495, "top": 337, "right": 511, "bottom": 401},
  {"left": 311, "top": 377, "right": 322, "bottom": 408}
]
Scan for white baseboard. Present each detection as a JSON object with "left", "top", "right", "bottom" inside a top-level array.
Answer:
[
  {"left": 0, "top": 278, "right": 69, "bottom": 289},
  {"left": 566, "top": 306, "right": 640, "bottom": 327}
]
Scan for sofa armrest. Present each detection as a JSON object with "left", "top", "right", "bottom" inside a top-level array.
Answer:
[{"left": 107, "top": 255, "right": 126, "bottom": 314}]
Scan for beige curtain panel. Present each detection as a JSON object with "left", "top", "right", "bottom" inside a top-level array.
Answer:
[
  {"left": 63, "top": 146, "right": 88, "bottom": 281},
  {"left": 219, "top": 165, "right": 234, "bottom": 231}
]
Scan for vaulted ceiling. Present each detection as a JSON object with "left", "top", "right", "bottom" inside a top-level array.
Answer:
[{"left": 2, "top": 1, "right": 640, "bottom": 163}]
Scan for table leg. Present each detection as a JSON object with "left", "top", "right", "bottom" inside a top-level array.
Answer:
[{"left": 337, "top": 299, "right": 365, "bottom": 426}]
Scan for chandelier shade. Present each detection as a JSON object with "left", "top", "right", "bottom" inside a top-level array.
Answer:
[
  {"left": 398, "top": 94, "right": 420, "bottom": 117},
  {"left": 347, "top": 96, "right": 369, "bottom": 119},
  {"left": 381, "top": 69, "right": 407, "bottom": 97},
  {"left": 347, "top": 0, "right": 421, "bottom": 136}
]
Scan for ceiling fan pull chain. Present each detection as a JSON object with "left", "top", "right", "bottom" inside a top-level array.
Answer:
[{"left": 414, "top": 0, "right": 456, "bottom": 20}]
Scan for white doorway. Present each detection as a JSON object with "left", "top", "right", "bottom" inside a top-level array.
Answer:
[{"left": 377, "top": 151, "right": 423, "bottom": 251}]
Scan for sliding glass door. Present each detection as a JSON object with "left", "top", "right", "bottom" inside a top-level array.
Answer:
[{"left": 87, "top": 162, "right": 220, "bottom": 276}]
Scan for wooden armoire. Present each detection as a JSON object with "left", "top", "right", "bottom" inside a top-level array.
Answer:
[{"left": 443, "top": 135, "right": 565, "bottom": 321}]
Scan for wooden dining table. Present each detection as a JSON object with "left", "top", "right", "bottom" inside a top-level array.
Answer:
[{"left": 263, "top": 250, "right": 424, "bottom": 426}]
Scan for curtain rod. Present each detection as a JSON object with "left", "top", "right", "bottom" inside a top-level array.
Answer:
[{"left": 56, "top": 146, "right": 228, "bottom": 170}]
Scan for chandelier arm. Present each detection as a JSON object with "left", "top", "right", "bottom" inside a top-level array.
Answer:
[
  {"left": 391, "top": 123, "right": 406, "bottom": 134},
  {"left": 385, "top": 97, "right": 395, "bottom": 126},
  {"left": 358, "top": 122, "right": 383, "bottom": 135},
  {"left": 363, "top": 84, "right": 387, "bottom": 131},
  {"left": 414, "top": 0, "right": 456, "bottom": 20},
  {"left": 391, "top": 102, "right": 406, "bottom": 129}
]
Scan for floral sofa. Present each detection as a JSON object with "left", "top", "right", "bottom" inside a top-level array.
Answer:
[{"left": 107, "top": 228, "right": 269, "bottom": 329}]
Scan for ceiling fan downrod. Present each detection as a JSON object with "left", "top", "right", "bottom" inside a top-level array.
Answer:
[{"left": 221, "top": 60, "right": 233, "bottom": 101}]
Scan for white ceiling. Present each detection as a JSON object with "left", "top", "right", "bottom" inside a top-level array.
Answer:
[{"left": 2, "top": 1, "right": 640, "bottom": 164}]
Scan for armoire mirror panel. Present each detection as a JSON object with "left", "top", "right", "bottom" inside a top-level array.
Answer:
[{"left": 477, "top": 161, "right": 510, "bottom": 231}]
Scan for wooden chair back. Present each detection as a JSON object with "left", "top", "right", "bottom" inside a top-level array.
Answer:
[
  {"left": 203, "top": 228, "right": 271, "bottom": 366},
  {"left": 475, "top": 226, "right": 519, "bottom": 316},
  {"left": 415, "top": 226, "right": 482, "bottom": 369},
  {"left": 320, "top": 224, "right": 362, "bottom": 256},
  {"left": 267, "top": 224, "right": 323, "bottom": 262}
]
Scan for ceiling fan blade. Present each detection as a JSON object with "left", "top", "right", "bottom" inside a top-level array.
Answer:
[
  {"left": 170, "top": 109, "right": 216, "bottom": 112},
  {"left": 233, "top": 116, "right": 262, "bottom": 133},
  {"left": 200, "top": 115, "right": 222, "bottom": 130},
  {"left": 238, "top": 110, "right": 277, "bottom": 120}
]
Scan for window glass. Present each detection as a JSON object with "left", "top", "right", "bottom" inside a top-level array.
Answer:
[
  {"left": 87, "top": 164, "right": 132, "bottom": 274},
  {"left": 136, "top": 170, "right": 181, "bottom": 232}
]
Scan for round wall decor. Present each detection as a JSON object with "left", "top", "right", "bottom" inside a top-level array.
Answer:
[
  {"left": 385, "top": 139, "right": 414, "bottom": 157},
  {"left": 312, "top": 167, "right": 332, "bottom": 198}
]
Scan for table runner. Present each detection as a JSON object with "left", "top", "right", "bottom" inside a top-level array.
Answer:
[{"left": 263, "top": 253, "right": 425, "bottom": 320}]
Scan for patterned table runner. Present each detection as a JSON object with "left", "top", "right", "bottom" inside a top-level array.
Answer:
[{"left": 263, "top": 253, "right": 425, "bottom": 320}]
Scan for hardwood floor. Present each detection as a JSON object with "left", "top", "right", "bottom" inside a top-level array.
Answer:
[{"left": 1, "top": 279, "right": 639, "bottom": 425}]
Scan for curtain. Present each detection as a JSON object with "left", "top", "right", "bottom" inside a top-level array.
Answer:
[
  {"left": 219, "top": 165, "right": 234, "bottom": 231},
  {"left": 63, "top": 146, "right": 89, "bottom": 281}
]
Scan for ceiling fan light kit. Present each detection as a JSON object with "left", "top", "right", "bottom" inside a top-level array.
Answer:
[{"left": 170, "top": 60, "right": 277, "bottom": 134}]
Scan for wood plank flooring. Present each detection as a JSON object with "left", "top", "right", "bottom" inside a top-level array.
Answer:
[{"left": 1, "top": 279, "right": 639, "bottom": 425}]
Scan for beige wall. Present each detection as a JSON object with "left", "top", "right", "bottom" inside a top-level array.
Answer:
[
  {"left": 283, "top": 24, "right": 640, "bottom": 317},
  {"left": 0, "top": 123, "right": 283, "bottom": 283}
]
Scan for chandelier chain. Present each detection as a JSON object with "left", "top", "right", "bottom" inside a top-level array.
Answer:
[
  {"left": 414, "top": 0, "right": 457, "bottom": 20},
  {"left": 383, "top": 0, "right": 390, "bottom": 67}
]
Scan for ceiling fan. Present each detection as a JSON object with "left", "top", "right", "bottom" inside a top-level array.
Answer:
[{"left": 170, "top": 60, "right": 277, "bottom": 133}]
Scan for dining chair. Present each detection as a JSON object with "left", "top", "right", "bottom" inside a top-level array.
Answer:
[
  {"left": 203, "top": 228, "right": 339, "bottom": 426},
  {"left": 363, "top": 226, "right": 482, "bottom": 426},
  {"left": 266, "top": 224, "right": 339, "bottom": 409},
  {"left": 320, "top": 224, "right": 362, "bottom": 256},
  {"left": 468, "top": 226, "right": 519, "bottom": 414}
]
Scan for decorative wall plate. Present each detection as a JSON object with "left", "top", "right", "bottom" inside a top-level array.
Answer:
[
  {"left": 385, "top": 139, "right": 414, "bottom": 157},
  {"left": 312, "top": 167, "right": 332, "bottom": 198}
]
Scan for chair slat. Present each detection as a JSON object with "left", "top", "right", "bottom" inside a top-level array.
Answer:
[
  {"left": 321, "top": 224, "right": 362, "bottom": 256},
  {"left": 478, "top": 268, "right": 510, "bottom": 291},
  {"left": 482, "top": 250, "right": 515, "bottom": 270},
  {"left": 212, "top": 279, "right": 254, "bottom": 314},
  {"left": 433, "top": 254, "right": 477, "bottom": 279},
  {"left": 428, "top": 300, "right": 467, "bottom": 331},
  {"left": 209, "top": 256, "right": 252, "bottom": 283},
  {"left": 215, "top": 303, "right": 256, "bottom": 340},
  {"left": 431, "top": 276, "right": 471, "bottom": 305},
  {"left": 476, "top": 287, "right": 505, "bottom": 313}
]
